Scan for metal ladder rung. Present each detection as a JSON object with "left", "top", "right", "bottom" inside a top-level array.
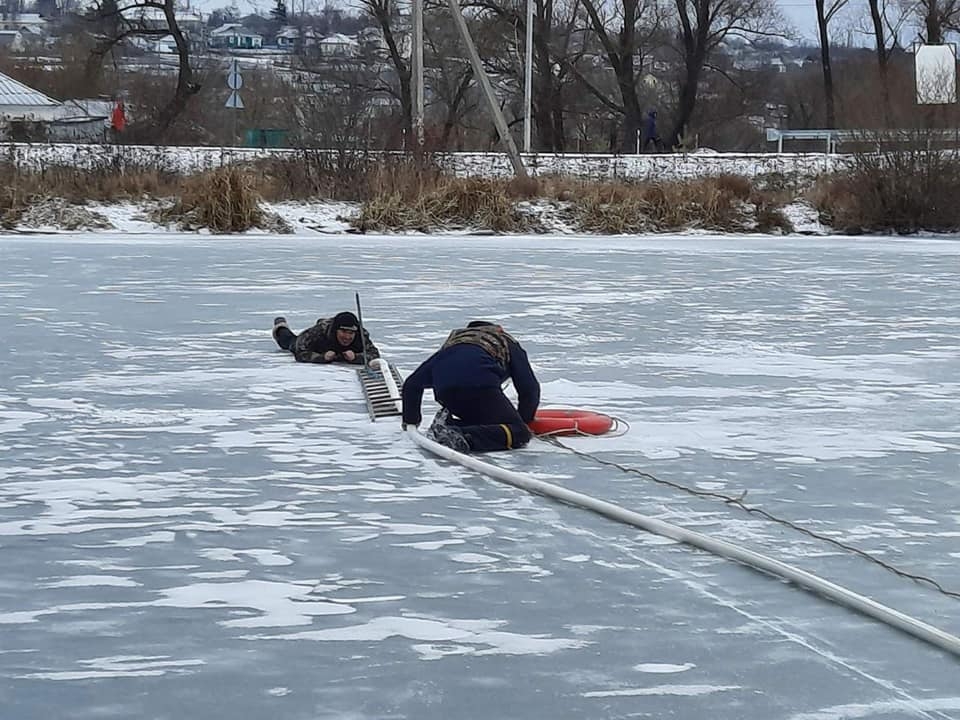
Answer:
[{"left": 358, "top": 362, "right": 403, "bottom": 420}]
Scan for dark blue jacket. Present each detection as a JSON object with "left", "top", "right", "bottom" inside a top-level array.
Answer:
[
  {"left": 402, "top": 340, "right": 540, "bottom": 426},
  {"left": 644, "top": 113, "right": 658, "bottom": 139}
]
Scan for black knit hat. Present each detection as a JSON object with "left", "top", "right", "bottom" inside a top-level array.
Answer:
[{"left": 332, "top": 311, "right": 359, "bottom": 332}]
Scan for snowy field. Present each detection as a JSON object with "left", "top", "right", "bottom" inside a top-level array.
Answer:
[{"left": 1, "top": 232, "right": 959, "bottom": 720}]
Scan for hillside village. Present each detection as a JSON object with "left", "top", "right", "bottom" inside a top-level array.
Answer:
[
  {"left": 0, "top": 3, "right": 814, "bottom": 66},
  {"left": 0, "top": 0, "right": 951, "bottom": 153}
]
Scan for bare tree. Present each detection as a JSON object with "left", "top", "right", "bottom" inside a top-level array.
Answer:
[
  {"left": 357, "top": 0, "right": 413, "bottom": 144},
  {"left": 296, "top": 73, "right": 379, "bottom": 150},
  {"left": 671, "top": 0, "right": 780, "bottom": 149},
  {"left": 573, "top": 0, "right": 663, "bottom": 152},
  {"left": 913, "top": 0, "right": 960, "bottom": 44},
  {"left": 85, "top": 0, "right": 202, "bottom": 138},
  {"left": 863, "top": 0, "right": 908, "bottom": 124},
  {"left": 422, "top": 7, "right": 478, "bottom": 149},
  {"left": 815, "top": 0, "right": 848, "bottom": 128},
  {"left": 469, "top": 0, "right": 584, "bottom": 151}
]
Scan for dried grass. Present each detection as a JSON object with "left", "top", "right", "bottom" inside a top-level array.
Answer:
[
  {"left": 1, "top": 155, "right": 793, "bottom": 235},
  {"left": 354, "top": 176, "right": 532, "bottom": 233},
  {"left": 573, "top": 174, "right": 791, "bottom": 234},
  {"left": 0, "top": 162, "right": 36, "bottom": 227},
  {"left": 153, "top": 166, "right": 265, "bottom": 233},
  {"left": 253, "top": 151, "right": 444, "bottom": 202}
]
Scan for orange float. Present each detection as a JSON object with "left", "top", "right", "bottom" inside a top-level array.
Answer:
[{"left": 528, "top": 408, "right": 614, "bottom": 437}]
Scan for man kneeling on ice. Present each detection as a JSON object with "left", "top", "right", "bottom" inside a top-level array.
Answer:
[
  {"left": 272, "top": 311, "right": 379, "bottom": 365},
  {"left": 401, "top": 321, "right": 540, "bottom": 453}
]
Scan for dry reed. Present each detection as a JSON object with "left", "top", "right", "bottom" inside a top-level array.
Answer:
[{"left": 153, "top": 166, "right": 264, "bottom": 233}]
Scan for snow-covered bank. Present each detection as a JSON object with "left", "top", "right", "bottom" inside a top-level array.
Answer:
[{"left": 7, "top": 197, "right": 833, "bottom": 235}]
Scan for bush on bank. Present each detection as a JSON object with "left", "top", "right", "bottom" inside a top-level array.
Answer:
[{"left": 812, "top": 146, "right": 960, "bottom": 233}]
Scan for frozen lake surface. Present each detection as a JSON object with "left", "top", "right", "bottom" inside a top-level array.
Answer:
[{"left": 2, "top": 232, "right": 959, "bottom": 719}]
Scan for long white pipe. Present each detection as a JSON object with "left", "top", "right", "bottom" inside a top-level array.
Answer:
[{"left": 406, "top": 427, "right": 960, "bottom": 659}]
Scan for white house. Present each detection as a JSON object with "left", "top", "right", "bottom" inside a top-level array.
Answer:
[
  {"left": 318, "top": 33, "right": 358, "bottom": 57},
  {"left": 276, "top": 26, "right": 299, "bottom": 50},
  {"left": 356, "top": 26, "right": 385, "bottom": 54},
  {"left": 0, "top": 12, "right": 46, "bottom": 35},
  {"left": 0, "top": 69, "right": 60, "bottom": 121},
  {"left": 0, "top": 29, "right": 24, "bottom": 52},
  {"left": 0, "top": 71, "right": 114, "bottom": 141},
  {"left": 124, "top": 7, "right": 204, "bottom": 34},
  {"left": 130, "top": 33, "right": 179, "bottom": 54},
  {"left": 209, "top": 23, "right": 263, "bottom": 50}
]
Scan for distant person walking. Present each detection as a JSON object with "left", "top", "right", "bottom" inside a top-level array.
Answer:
[{"left": 642, "top": 110, "right": 662, "bottom": 153}]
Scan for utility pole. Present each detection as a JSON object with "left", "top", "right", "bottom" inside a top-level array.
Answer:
[
  {"left": 523, "top": 0, "right": 533, "bottom": 153},
  {"left": 446, "top": 0, "right": 527, "bottom": 178},
  {"left": 412, "top": 0, "right": 424, "bottom": 146}
]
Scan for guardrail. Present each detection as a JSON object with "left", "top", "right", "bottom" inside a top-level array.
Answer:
[
  {"left": 766, "top": 127, "right": 960, "bottom": 153},
  {"left": 766, "top": 128, "right": 841, "bottom": 154}
]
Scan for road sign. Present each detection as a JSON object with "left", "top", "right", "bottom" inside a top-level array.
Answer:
[
  {"left": 225, "top": 90, "right": 244, "bottom": 109},
  {"left": 227, "top": 60, "right": 243, "bottom": 91}
]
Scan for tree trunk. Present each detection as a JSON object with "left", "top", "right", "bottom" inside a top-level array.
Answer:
[
  {"left": 532, "top": 9, "right": 557, "bottom": 151},
  {"left": 550, "top": 76, "right": 566, "bottom": 152},
  {"left": 579, "top": 0, "right": 645, "bottom": 153},
  {"left": 868, "top": 0, "right": 892, "bottom": 125},
  {"left": 440, "top": 68, "right": 473, "bottom": 148},
  {"left": 671, "top": 39, "right": 706, "bottom": 151},
  {"left": 925, "top": 4, "right": 944, "bottom": 44},
  {"left": 670, "top": 0, "right": 708, "bottom": 150},
  {"left": 371, "top": 2, "right": 413, "bottom": 145},
  {"left": 816, "top": 0, "right": 836, "bottom": 128},
  {"left": 155, "top": 0, "right": 200, "bottom": 135},
  {"left": 617, "top": 58, "right": 643, "bottom": 153}
]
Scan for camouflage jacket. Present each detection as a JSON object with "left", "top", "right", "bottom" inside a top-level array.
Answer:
[
  {"left": 440, "top": 325, "right": 517, "bottom": 367},
  {"left": 292, "top": 317, "right": 380, "bottom": 365}
]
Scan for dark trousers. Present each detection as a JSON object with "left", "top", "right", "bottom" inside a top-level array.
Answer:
[
  {"left": 436, "top": 387, "right": 532, "bottom": 452},
  {"left": 274, "top": 326, "right": 297, "bottom": 351}
]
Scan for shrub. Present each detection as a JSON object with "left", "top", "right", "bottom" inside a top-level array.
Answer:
[
  {"left": 354, "top": 177, "right": 530, "bottom": 233},
  {"left": 153, "top": 166, "right": 264, "bottom": 233},
  {"left": 573, "top": 174, "right": 790, "bottom": 234},
  {"left": 255, "top": 151, "right": 443, "bottom": 202},
  {"left": 812, "top": 134, "right": 960, "bottom": 233}
]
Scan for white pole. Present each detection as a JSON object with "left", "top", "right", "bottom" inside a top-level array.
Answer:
[
  {"left": 406, "top": 427, "right": 960, "bottom": 659},
  {"left": 412, "top": 0, "right": 424, "bottom": 146},
  {"left": 523, "top": 0, "right": 533, "bottom": 154}
]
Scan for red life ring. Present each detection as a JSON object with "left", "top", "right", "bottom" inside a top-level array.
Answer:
[{"left": 528, "top": 408, "right": 614, "bottom": 437}]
